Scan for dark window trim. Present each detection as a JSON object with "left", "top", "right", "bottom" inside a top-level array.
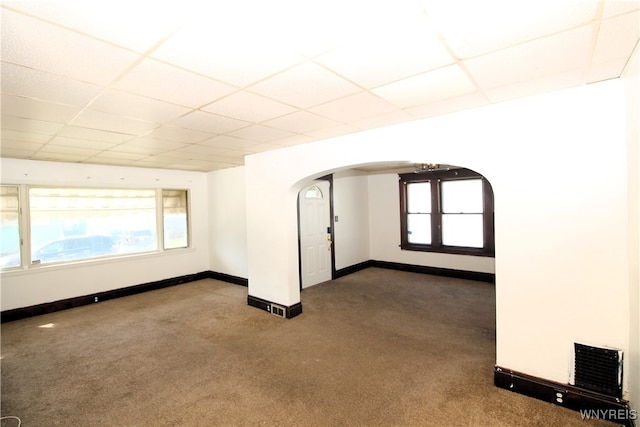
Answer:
[{"left": 399, "top": 168, "right": 495, "bottom": 257}]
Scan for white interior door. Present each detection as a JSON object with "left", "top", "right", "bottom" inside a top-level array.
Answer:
[{"left": 299, "top": 180, "right": 332, "bottom": 289}]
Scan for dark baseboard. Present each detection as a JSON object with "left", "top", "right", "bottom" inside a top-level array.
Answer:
[
  {"left": 1, "top": 270, "right": 248, "bottom": 323},
  {"left": 495, "top": 366, "right": 635, "bottom": 427},
  {"left": 206, "top": 271, "right": 248, "bottom": 287},
  {"left": 370, "top": 260, "right": 495, "bottom": 283},
  {"left": 247, "top": 295, "right": 302, "bottom": 319},
  {"left": 334, "top": 260, "right": 375, "bottom": 279}
]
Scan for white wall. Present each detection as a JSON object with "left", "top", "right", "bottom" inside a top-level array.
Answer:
[
  {"left": 367, "top": 173, "right": 495, "bottom": 273},
  {"left": 333, "top": 171, "right": 370, "bottom": 270},
  {"left": 244, "top": 79, "right": 631, "bottom": 394},
  {"left": 0, "top": 158, "right": 210, "bottom": 311},
  {"left": 624, "top": 44, "right": 640, "bottom": 412},
  {"left": 207, "top": 166, "right": 248, "bottom": 278}
]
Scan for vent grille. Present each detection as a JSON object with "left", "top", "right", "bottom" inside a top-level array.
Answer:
[{"left": 574, "top": 343, "right": 622, "bottom": 398}]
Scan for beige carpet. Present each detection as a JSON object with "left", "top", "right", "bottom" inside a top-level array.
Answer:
[{"left": 0, "top": 268, "right": 616, "bottom": 426}]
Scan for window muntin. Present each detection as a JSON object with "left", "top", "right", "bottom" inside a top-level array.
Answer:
[
  {"left": 162, "top": 189, "right": 189, "bottom": 250},
  {"left": 399, "top": 169, "right": 494, "bottom": 256},
  {"left": 0, "top": 186, "right": 21, "bottom": 269}
]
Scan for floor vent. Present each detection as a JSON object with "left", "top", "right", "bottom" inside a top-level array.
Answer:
[{"left": 574, "top": 343, "right": 623, "bottom": 398}]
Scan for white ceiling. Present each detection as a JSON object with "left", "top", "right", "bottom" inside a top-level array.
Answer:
[{"left": 1, "top": 0, "right": 638, "bottom": 172}]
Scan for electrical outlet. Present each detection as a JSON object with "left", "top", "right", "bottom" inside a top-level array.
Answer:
[
  {"left": 553, "top": 389, "right": 566, "bottom": 405},
  {"left": 270, "top": 304, "right": 286, "bottom": 318}
]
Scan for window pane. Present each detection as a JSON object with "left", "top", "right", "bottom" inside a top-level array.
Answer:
[
  {"left": 29, "top": 188, "right": 157, "bottom": 264},
  {"left": 442, "top": 214, "right": 483, "bottom": 247},
  {"left": 407, "top": 182, "right": 430, "bottom": 213},
  {"left": 441, "top": 179, "right": 483, "bottom": 213},
  {"left": 408, "top": 213, "right": 431, "bottom": 244},
  {"left": 0, "top": 186, "right": 21, "bottom": 269},
  {"left": 163, "top": 189, "right": 188, "bottom": 250}
]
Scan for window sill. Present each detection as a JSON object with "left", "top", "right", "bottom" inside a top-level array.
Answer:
[{"left": 400, "top": 244, "right": 494, "bottom": 257}]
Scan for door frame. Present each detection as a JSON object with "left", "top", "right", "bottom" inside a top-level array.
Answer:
[{"left": 297, "top": 174, "right": 335, "bottom": 291}]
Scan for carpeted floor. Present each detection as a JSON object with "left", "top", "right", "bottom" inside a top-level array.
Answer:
[{"left": 0, "top": 268, "right": 617, "bottom": 426}]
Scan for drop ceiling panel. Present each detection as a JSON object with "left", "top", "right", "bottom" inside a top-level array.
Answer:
[
  {"left": 372, "top": 65, "right": 477, "bottom": 108},
  {"left": 113, "top": 59, "right": 237, "bottom": 108},
  {"left": 202, "top": 91, "right": 297, "bottom": 123},
  {"left": 227, "top": 125, "right": 296, "bottom": 143},
  {"left": 603, "top": 0, "right": 640, "bottom": 18},
  {"left": 248, "top": 62, "right": 361, "bottom": 109},
  {"left": 427, "top": 0, "right": 600, "bottom": 59},
  {"left": 151, "top": 21, "right": 305, "bottom": 87},
  {"left": 56, "top": 126, "right": 135, "bottom": 144},
  {"left": 144, "top": 125, "right": 212, "bottom": 144},
  {"left": 590, "top": 11, "right": 640, "bottom": 77},
  {"left": 309, "top": 92, "right": 399, "bottom": 123},
  {"left": 90, "top": 90, "right": 192, "bottom": 123},
  {"left": 2, "top": 62, "right": 102, "bottom": 106},
  {"left": 1, "top": 1, "right": 636, "bottom": 172},
  {"left": 463, "top": 25, "right": 595, "bottom": 91},
  {"left": 2, "top": 1, "right": 186, "bottom": 53},
  {"left": 172, "top": 110, "right": 250, "bottom": 134},
  {"left": 262, "top": 110, "right": 342, "bottom": 134},
  {"left": 316, "top": 27, "right": 454, "bottom": 89},
  {"left": 1, "top": 129, "right": 52, "bottom": 144},
  {"left": 71, "top": 109, "right": 158, "bottom": 136},
  {"left": 47, "top": 136, "right": 120, "bottom": 151},
  {"left": 1, "top": 115, "right": 63, "bottom": 135},
  {"left": 1, "top": 94, "right": 80, "bottom": 123},
  {"left": 1, "top": 8, "right": 138, "bottom": 85}
]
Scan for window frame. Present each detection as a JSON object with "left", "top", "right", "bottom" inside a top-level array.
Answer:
[
  {"left": 399, "top": 168, "right": 494, "bottom": 257},
  {"left": 0, "top": 184, "right": 192, "bottom": 271}
]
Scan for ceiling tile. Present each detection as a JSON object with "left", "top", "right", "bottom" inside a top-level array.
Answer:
[
  {"left": 125, "top": 137, "right": 189, "bottom": 152},
  {"left": 172, "top": 110, "right": 250, "bottom": 134},
  {"left": 114, "top": 58, "right": 237, "bottom": 108},
  {"left": 603, "top": 0, "right": 640, "bottom": 18},
  {"left": 202, "top": 91, "right": 297, "bottom": 123},
  {"left": 90, "top": 90, "right": 192, "bottom": 123},
  {"left": 1, "top": 62, "right": 102, "bottom": 106},
  {"left": 144, "top": 125, "right": 212, "bottom": 143},
  {"left": 57, "top": 126, "right": 135, "bottom": 143},
  {"left": 71, "top": 109, "right": 158, "bottom": 136},
  {"left": 38, "top": 143, "right": 101, "bottom": 157},
  {"left": 483, "top": 69, "right": 585, "bottom": 104},
  {"left": 407, "top": 92, "right": 489, "bottom": 119},
  {"left": 227, "top": 125, "right": 296, "bottom": 143},
  {"left": 262, "top": 110, "right": 342, "bottom": 134},
  {"left": 152, "top": 20, "right": 305, "bottom": 87},
  {"left": 1, "top": 115, "right": 63, "bottom": 135},
  {"left": 350, "top": 110, "right": 418, "bottom": 131},
  {"left": 201, "top": 135, "right": 258, "bottom": 150},
  {"left": 248, "top": 62, "right": 361, "bottom": 109},
  {"left": 303, "top": 124, "right": 360, "bottom": 140},
  {"left": 0, "top": 140, "right": 43, "bottom": 155},
  {"left": 316, "top": 25, "right": 454, "bottom": 89},
  {"left": 0, "top": 129, "right": 52, "bottom": 144},
  {"left": 2, "top": 1, "right": 186, "bottom": 53},
  {"left": 309, "top": 92, "right": 399, "bottom": 123},
  {"left": 46, "top": 136, "right": 119, "bottom": 151},
  {"left": 372, "top": 65, "right": 476, "bottom": 108},
  {"left": 463, "top": 25, "right": 594, "bottom": 91},
  {"left": 426, "top": 0, "right": 600, "bottom": 59},
  {"left": 1, "top": 94, "right": 80, "bottom": 123},
  {"left": 88, "top": 150, "right": 148, "bottom": 161},
  {"left": 589, "top": 11, "right": 640, "bottom": 79},
  {"left": 2, "top": 9, "right": 139, "bottom": 85}
]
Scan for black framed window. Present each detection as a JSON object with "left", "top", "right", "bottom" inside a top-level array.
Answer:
[{"left": 399, "top": 168, "right": 494, "bottom": 256}]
